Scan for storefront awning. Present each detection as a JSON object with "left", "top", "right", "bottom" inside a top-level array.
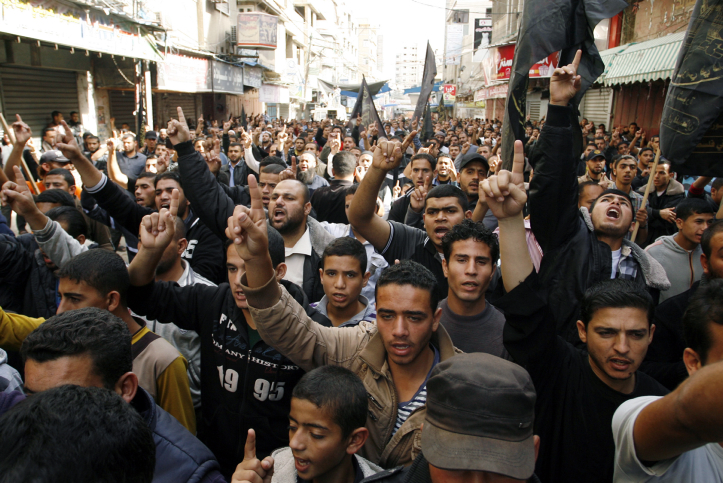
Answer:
[{"left": 600, "top": 32, "right": 685, "bottom": 86}]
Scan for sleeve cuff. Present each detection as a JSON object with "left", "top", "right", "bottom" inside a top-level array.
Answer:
[
  {"left": 689, "top": 185, "right": 705, "bottom": 195},
  {"left": 545, "top": 104, "right": 571, "bottom": 128},
  {"left": 32, "top": 218, "right": 55, "bottom": 242},
  {"left": 85, "top": 173, "right": 108, "bottom": 193},
  {"left": 174, "top": 140, "right": 195, "bottom": 157},
  {"left": 240, "top": 271, "right": 282, "bottom": 309}
]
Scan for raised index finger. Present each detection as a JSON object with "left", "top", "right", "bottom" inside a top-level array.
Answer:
[
  {"left": 169, "top": 189, "right": 180, "bottom": 218},
  {"left": 512, "top": 140, "right": 525, "bottom": 174},
  {"left": 177, "top": 107, "right": 186, "bottom": 126},
  {"left": 247, "top": 174, "right": 263, "bottom": 212},
  {"left": 571, "top": 49, "right": 582, "bottom": 72},
  {"left": 12, "top": 165, "right": 30, "bottom": 192},
  {"left": 244, "top": 429, "right": 257, "bottom": 461},
  {"left": 291, "top": 156, "right": 297, "bottom": 174}
]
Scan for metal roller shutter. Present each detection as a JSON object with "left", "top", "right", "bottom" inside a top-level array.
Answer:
[
  {"left": 526, "top": 92, "right": 541, "bottom": 122},
  {"left": 108, "top": 90, "right": 137, "bottom": 133},
  {"left": 581, "top": 87, "right": 614, "bottom": 130},
  {"left": 0, "top": 66, "right": 79, "bottom": 145},
  {"left": 163, "top": 94, "right": 196, "bottom": 124}
]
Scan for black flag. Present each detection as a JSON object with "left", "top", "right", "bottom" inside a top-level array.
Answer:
[
  {"left": 414, "top": 42, "right": 438, "bottom": 122},
  {"left": 349, "top": 76, "right": 385, "bottom": 137},
  {"left": 500, "top": 0, "right": 627, "bottom": 169},
  {"left": 438, "top": 95, "right": 446, "bottom": 123},
  {"left": 660, "top": 0, "right": 723, "bottom": 176}
]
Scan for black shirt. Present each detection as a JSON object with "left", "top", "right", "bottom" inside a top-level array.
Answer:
[
  {"left": 380, "top": 221, "right": 447, "bottom": 298},
  {"left": 310, "top": 179, "right": 353, "bottom": 224},
  {"left": 498, "top": 271, "right": 668, "bottom": 483}
]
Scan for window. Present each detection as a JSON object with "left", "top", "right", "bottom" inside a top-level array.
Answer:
[{"left": 452, "top": 9, "right": 469, "bottom": 23}]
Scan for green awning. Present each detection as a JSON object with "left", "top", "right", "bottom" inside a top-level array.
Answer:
[{"left": 598, "top": 32, "right": 685, "bottom": 86}]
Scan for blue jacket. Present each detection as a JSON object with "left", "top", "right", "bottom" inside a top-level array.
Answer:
[{"left": 131, "top": 387, "right": 226, "bottom": 483}]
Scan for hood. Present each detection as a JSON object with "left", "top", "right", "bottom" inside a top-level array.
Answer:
[
  {"left": 0, "top": 348, "right": 7, "bottom": 365},
  {"left": 648, "top": 234, "right": 694, "bottom": 255},
  {"left": 270, "top": 447, "right": 382, "bottom": 483},
  {"left": 307, "top": 216, "right": 337, "bottom": 256},
  {"left": 580, "top": 208, "right": 671, "bottom": 291}
]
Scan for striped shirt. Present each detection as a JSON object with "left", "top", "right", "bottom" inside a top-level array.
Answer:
[{"left": 393, "top": 345, "right": 440, "bottom": 435}]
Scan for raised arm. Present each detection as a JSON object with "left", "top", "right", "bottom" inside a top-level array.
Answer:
[
  {"left": 627, "top": 360, "right": 723, "bottom": 463},
  {"left": 105, "top": 139, "right": 129, "bottom": 190},
  {"left": 529, "top": 50, "right": 584, "bottom": 253},
  {"left": 3, "top": 115, "right": 32, "bottom": 184},
  {"left": 240, "top": 128, "right": 261, "bottom": 174},
  {"left": 55, "top": 120, "right": 103, "bottom": 188},
  {"left": 347, "top": 138, "right": 406, "bottom": 251},
  {"left": 480, "top": 140, "right": 531, "bottom": 292},
  {"left": 172, "top": 107, "right": 250, "bottom": 241}
]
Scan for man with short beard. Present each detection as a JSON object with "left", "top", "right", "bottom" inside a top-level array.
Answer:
[
  {"left": 269, "top": 179, "right": 335, "bottom": 302},
  {"left": 528, "top": 50, "right": 669, "bottom": 347},
  {"left": 219, "top": 142, "right": 250, "bottom": 188},
  {"left": 296, "top": 152, "right": 329, "bottom": 191},
  {"left": 287, "top": 136, "right": 306, "bottom": 165},
  {"left": 82, "top": 135, "right": 108, "bottom": 173},
  {"left": 578, "top": 150, "right": 613, "bottom": 189}
]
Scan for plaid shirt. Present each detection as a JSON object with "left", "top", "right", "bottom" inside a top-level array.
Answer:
[{"left": 615, "top": 245, "right": 639, "bottom": 280}]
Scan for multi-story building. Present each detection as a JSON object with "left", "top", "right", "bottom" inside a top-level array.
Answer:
[
  {"left": 357, "top": 19, "right": 381, "bottom": 81},
  {"left": 395, "top": 43, "right": 422, "bottom": 90}
]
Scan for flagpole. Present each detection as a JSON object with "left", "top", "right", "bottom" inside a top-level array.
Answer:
[{"left": 631, "top": 146, "right": 661, "bottom": 242}]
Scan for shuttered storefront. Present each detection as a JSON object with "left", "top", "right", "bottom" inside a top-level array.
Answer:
[
  {"left": 580, "top": 87, "right": 614, "bottom": 131},
  {"left": 108, "top": 90, "right": 137, "bottom": 132},
  {"left": 527, "top": 92, "right": 542, "bottom": 122},
  {"left": 0, "top": 66, "right": 80, "bottom": 144},
  {"left": 162, "top": 94, "right": 197, "bottom": 124}
]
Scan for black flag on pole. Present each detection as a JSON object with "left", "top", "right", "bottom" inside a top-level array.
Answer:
[
  {"left": 660, "top": 0, "right": 723, "bottom": 176},
  {"left": 414, "top": 42, "right": 438, "bottom": 122},
  {"left": 500, "top": 0, "right": 627, "bottom": 169},
  {"left": 349, "top": 76, "right": 385, "bottom": 136},
  {"left": 240, "top": 105, "right": 248, "bottom": 130}
]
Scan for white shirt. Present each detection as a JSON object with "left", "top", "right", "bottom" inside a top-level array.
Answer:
[
  {"left": 284, "top": 228, "right": 312, "bottom": 288},
  {"left": 613, "top": 396, "right": 723, "bottom": 482},
  {"left": 611, "top": 248, "right": 622, "bottom": 279}
]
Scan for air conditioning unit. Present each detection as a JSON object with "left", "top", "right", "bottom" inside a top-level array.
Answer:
[{"left": 230, "top": 26, "right": 237, "bottom": 43}]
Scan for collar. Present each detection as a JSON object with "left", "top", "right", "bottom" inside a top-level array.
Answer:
[
  {"left": 330, "top": 179, "right": 353, "bottom": 186},
  {"left": 286, "top": 228, "right": 312, "bottom": 257},
  {"left": 177, "top": 259, "right": 192, "bottom": 286},
  {"left": 314, "top": 295, "right": 374, "bottom": 326}
]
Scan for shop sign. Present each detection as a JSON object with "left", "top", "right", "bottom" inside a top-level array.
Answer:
[
  {"left": 442, "top": 84, "right": 457, "bottom": 102},
  {"left": 0, "top": 0, "right": 161, "bottom": 61},
  {"left": 244, "top": 65, "right": 262, "bottom": 88},
  {"left": 237, "top": 12, "right": 278, "bottom": 49},
  {"left": 482, "top": 45, "right": 559, "bottom": 84}
]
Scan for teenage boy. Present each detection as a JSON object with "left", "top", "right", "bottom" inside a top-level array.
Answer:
[
  {"left": 310, "top": 237, "right": 375, "bottom": 327},
  {"left": 225, "top": 176, "right": 460, "bottom": 468},
  {"left": 645, "top": 198, "right": 715, "bottom": 302},
  {"left": 612, "top": 280, "right": 723, "bottom": 482},
  {"left": 439, "top": 219, "right": 509, "bottom": 359},
  {"left": 481, "top": 138, "right": 668, "bottom": 483},
  {"left": 126, "top": 202, "right": 325, "bottom": 478},
  {"left": 232, "top": 366, "right": 382, "bottom": 483},
  {"left": 319, "top": 184, "right": 389, "bottom": 304}
]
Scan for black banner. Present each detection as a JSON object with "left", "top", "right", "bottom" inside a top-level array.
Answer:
[
  {"left": 660, "top": 0, "right": 723, "bottom": 176},
  {"left": 414, "top": 42, "right": 438, "bottom": 122},
  {"left": 349, "top": 76, "right": 385, "bottom": 136},
  {"left": 500, "top": 0, "right": 627, "bottom": 170}
]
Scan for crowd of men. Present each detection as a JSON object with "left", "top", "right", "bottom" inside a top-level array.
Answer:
[{"left": 1, "top": 51, "right": 723, "bottom": 483}]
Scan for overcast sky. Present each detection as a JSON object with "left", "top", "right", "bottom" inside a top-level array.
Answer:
[{"left": 351, "top": 0, "right": 446, "bottom": 80}]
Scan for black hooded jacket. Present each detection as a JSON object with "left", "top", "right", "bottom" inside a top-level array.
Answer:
[{"left": 127, "top": 278, "right": 326, "bottom": 478}]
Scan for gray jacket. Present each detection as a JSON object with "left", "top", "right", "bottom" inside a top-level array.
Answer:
[
  {"left": 270, "top": 447, "right": 382, "bottom": 483},
  {"left": 645, "top": 234, "right": 705, "bottom": 303}
]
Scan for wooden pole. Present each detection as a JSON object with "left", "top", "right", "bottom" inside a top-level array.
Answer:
[
  {"left": 631, "top": 146, "right": 661, "bottom": 242},
  {"left": 0, "top": 112, "right": 40, "bottom": 194}
]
